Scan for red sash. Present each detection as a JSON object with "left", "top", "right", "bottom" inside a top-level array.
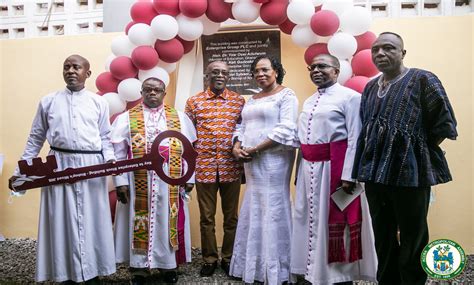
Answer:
[{"left": 301, "top": 139, "right": 362, "bottom": 263}]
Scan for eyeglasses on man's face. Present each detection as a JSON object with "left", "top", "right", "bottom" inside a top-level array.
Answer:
[
  {"left": 307, "top": 63, "right": 337, "bottom": 72},
  {"left": 209, "top": 69, "right": 230, "bottom": 77}
]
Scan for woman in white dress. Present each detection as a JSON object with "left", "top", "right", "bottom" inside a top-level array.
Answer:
[{"left": 229, "top": 56, "right": 299, "bottom": 284}]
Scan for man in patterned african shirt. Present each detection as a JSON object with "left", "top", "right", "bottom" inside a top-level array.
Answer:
[
  {"left": 185, "top": 61, "right": 245, "bottom": 277},
  {"left": 352, "top": 32, "right": 457, "bottom": 285}
]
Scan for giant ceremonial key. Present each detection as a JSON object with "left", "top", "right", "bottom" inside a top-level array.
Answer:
[{"left": 11, "top": 130, "right": 197, "bottom": 191}]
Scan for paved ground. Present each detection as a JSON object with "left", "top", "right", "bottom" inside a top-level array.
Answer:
[{"left": 0, "top": 238, "right": 472, "bottom": 284}]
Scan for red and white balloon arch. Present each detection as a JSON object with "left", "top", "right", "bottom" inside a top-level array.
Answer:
[{"left": 96, "top": 0, "right": 379, "bottom": 116}]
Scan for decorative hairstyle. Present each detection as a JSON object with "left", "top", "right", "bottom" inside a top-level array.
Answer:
[{"left": 249, "top": 55, "right": 286, "bottom": 85}]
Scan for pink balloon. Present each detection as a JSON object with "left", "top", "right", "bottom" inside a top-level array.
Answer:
[
  {"left": 153, "top": 0, "right": 180, "bottom": 16},
  {"left": 96, "top": 72, "right": 120, "bottom": 93},
  {"left": 124, "top": 21, "right": 136, "bottom": 35},
  {"left": 355, "top": 31, "right": 376, "bottom": 53},
  {"left": 260, "top": 0, "right": 289, "bottom": 25},
  {"left": 310, "top": 10, "right": 339, "bottom": 37},
  {"left": 304, "top": 43, "right": 329, "bottom": 66},
  {"left": 179, "top": 0, "right": 207, "bottom": 18},
  {"left": 351, "top": 49, "right": 378, "bottom": 77},
  {"left": 130, "top": 1, "right": 159, "bottom": 24},
  {"left": 177, "top": 36, "right": 195, "bottom": 54},
  {"left": 206, "top": 0, "right": 232, "bottom": 23},
  {"left": 110, "top": 56, "right": 139, "bottom": 80},
  {"left": 344, "top": 76, "right": 370, "bottom": 93},
  {"left": 155, "top": 39, "right": 184, "bottom": 63},
  {"left": 278, "top": 18, "right": 296, "bottom": 35},
  {"left": 131, "top": 46, "right": 160, "bottom": 70}
]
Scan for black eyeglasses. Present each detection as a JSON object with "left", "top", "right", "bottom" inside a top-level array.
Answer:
[
  {"left": 307, "top": 63, "right": 337, "bottom": 72},
  {"left": 142, "top": 87, "right": 165, "bottom": 93},
  {"left": 209, "top": 69, "right": 230, "bottom": 76}
]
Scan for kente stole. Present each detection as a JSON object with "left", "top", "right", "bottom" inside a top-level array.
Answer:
[{"left": 129, "top": 104, "right": 182, "bottom": 254}]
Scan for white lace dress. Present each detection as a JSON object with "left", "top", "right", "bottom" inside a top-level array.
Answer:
[{"left": 229, "top": 88, "right": 299, "bottom": 284}]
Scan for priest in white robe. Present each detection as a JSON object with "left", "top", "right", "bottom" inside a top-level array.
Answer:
[
  {"left": 290, "top": 54, "right": 377, "bottom": 285},
  {"left": 9, "top": 55, "right": 116, "bottom": 284},
  {"left": 111, "top": 77, "right": 196, "bottom": 284}
]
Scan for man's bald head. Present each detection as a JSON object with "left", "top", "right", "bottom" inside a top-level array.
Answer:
[{"left": 63, "top": 54, "right": 91, "bottom": 92}]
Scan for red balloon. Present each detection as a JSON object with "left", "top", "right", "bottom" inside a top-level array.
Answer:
[
  {"left": 127, "top": 98, "right": 143, "bottom": 110},
  {"left": 260, "top": 0, "right": 289, "bottom": 25},
  {"left": 310, "top": 10, "right": 339, "bottom": 37},
  {"left": 315, "top": 5, "right": 322, "bottom": 12},
  {"left": 110, "top": 56, "right": 139, "bottom": 80},
  {"left": 355, "top": 31, "right": 376, "bottom": 53},
  {"left": 125, "top": 21, "right": 136, "bottom": 35},
  {"left": 177, "top": 36, "right": 195, "bottom": 54},
  {"left": 130, "top": 1, "right": 159, "bottom": 24},
  {"left": 206, "top": 0, "right": 232, "bottom": 23},
  {"left": 155, "top": 39, "right": 184, "bottom": 63},
  {"left": 351, "top": 49, "right": 379, "bottom": 77},
  {"left": 131, "top": 46, "right": 160, "bottom": 70},
  {"left": 344, "top": 76, "right": 370, "bottom": 93},
  {"left": 96, "top": 91, "right": 105, "bottom": 96},
  {"left": 153, "top": 0, "right": 180, "bottom": 16},
  {"left": 179, "top": 0, "right": 207, "bottom": 18},
  {"left": 254, "top": 0, "right": 270, "bottom": 3},
  {"left": 279, "top": 18, "right": 296, "bottom": 35},
  {"left": 96, "top": 72, "right": 120, "bottom": 93},
  {"left": 304, "top": 43, "right": 329, "bottom": 66}
]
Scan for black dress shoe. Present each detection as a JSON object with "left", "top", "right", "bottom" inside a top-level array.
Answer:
[
  {"left": 61, "top": 281, "right": 77, "bottom": 285},
  {"left": 200, "top": 261, "right": 217, "bottom": 277},
  {"left": 162, "top": 270, "right": 178, "bottom": 283},
  {"left": 221, "top": 260, "right": 231, "bottom": 276},
  {"left": 85, "top": 277, "right": 101, "bottom": 285},
  {"left": 130, "top": 275, "right": 146, "bottom": 285}
]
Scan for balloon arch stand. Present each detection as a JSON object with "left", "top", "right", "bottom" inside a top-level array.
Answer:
[{"left": 95, "top": 0, "right": 379, "bottom": 117}]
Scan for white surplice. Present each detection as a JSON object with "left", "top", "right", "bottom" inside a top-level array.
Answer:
[
  {"left": 111, "top": 105, "right": 197, "bottom": 269},
  {"left": 230, "top": 88, "right": 299, "bottom": 284},
  {"left": 290, "top": 83, "right": 377, "bottom": 284},
  {"left": 14, "top": 88, "right": 116, "bottom": 282}
]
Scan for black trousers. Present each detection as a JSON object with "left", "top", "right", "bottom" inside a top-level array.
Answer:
[{"left": 365, "top": 183, "right": 431, "bottom": 285}]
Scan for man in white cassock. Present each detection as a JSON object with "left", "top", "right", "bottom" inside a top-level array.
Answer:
[
  {"left": 290, "top": 54, "right": 377, "bottom": 285},
  {"left": 111, "top": 77, "right": 197, "bottom": 284},
  {"left": 8, "top": 55, "right": 116, "bottom": 284}
]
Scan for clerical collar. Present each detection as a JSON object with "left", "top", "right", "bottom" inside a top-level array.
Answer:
[
  {"left": 144, "top": 103, "right": 164, "bottom": 113},
  {"left": 318, "top": 82, "right": 337, "bottom": 94},
  {"left": 65, "top": 87, "right": 85, "bottom": 94}
]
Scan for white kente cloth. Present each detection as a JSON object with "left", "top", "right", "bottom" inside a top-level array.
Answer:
[
  {"left": 111, "top": 105, "right": 197, "bottom": 269},
  {"left": 14, "top": 88, "right": 116, "bottom": 282},
  {"left": 230, "top": 88, "right": 299, "bottom": 284},
  {"left": 290, "top": 83, "right": 377, "bottom": 284}
]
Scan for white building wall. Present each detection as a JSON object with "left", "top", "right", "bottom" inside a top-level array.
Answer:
[{"left": 0, "top": 0, "right": 103, "bottom": 39}]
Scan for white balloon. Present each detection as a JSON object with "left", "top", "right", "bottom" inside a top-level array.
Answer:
[
  {"left": 176, "top": 14, "right": 204, "bottom": 41},
  {"left": 105, "top": 54, "right": 116, "bottom": 71},
  {"left": 138, "top": 66, "right": 170, "bottom": 87},
  {"left": 322, "top": 0, "right": 353, "bottom": 16},
  {"left": 340, "top": 6, "right": 372, "bottom": 36},
  {"left": 128, "top": 23, "right": 155, "bottom": 46},
  {"left": 111, "top": 35, "right": 136, "bottom": 57},
  {"left": 231, "top": 0, "right": 261, "bottom": 24},
  {"left": 291, "top": 24, "right": 319, "bottom": 48},
  {"left": 103, "top": 92, "right": 126, "bottom": 116},
  {"left": 312, "top": 0, "right": 324, "bottom": 7},
  {"left": 151, "top": 14, "right": 179, "bottom": 41},
  {"left": 200, "top": 15, "right": 221, "bottom": 36},
  {"left": 337, "top": 59, "right": 353, "bottom": 85},
  {"left": 287, "top": 0, "right": 314, "bottom": 25},
  {"left": 157, "top": 61, "right": 177, "bottom": 73},
  {"left": 117, "top": 78, "right": 142, "bottom": 102},
  {"left": 328, "top": 32, "right": 357, "bottom": 59}
]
